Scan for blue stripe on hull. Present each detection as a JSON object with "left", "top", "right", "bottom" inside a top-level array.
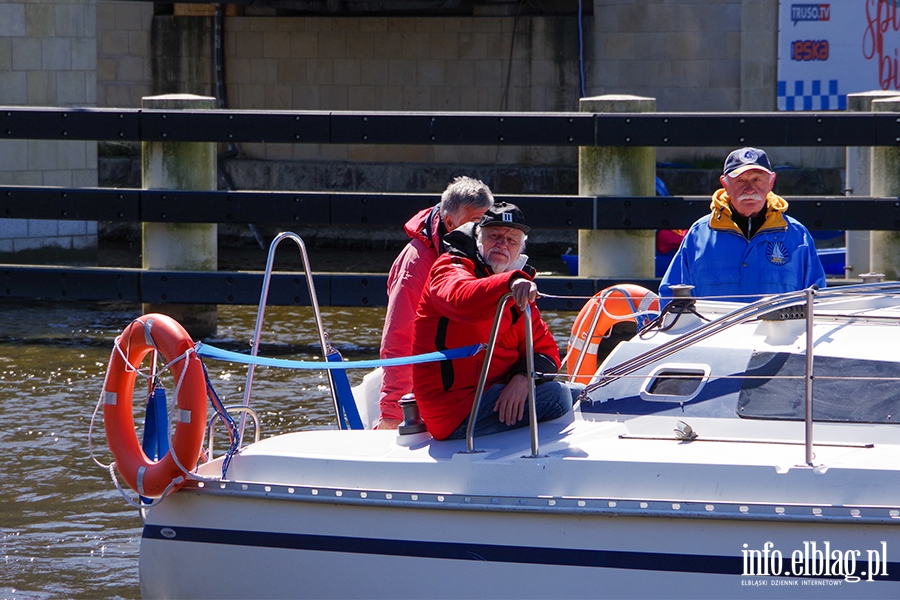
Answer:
[{"left": 142, "top": 525, "right": 900, "bottom": 580}]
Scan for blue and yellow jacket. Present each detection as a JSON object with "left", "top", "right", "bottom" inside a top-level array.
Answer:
[{"left": 659, "top": 189, "right": 827, "bottom": 302}]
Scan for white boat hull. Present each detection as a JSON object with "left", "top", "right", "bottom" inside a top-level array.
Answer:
[
  {"left": 141, "top": 482, "right": 900, "bottom": 599},
  {"left": 135, "top": 287, "right": 900, "bottom": 598}
]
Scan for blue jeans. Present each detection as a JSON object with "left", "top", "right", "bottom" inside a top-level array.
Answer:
[{"left": 446, "top": 380, "right": 575, "bottom": 440}]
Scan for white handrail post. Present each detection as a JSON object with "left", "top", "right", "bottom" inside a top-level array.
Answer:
[{"left": 804, "top": 286, "right": 816, "bottom": 466}]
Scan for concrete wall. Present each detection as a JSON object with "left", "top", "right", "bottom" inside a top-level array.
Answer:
[
  {"left": 589, "top": 0, "right": 743, "bottom": 112},
  {"left": 96, "top": 0, "right": 152, "bottom": 107},
  {"left": 587, "top": 0, "right": 839, "bottom": 168},
  {"left": 93, "top": 0, "right": 842, "bottom": 173},
  {"left": 0, "top": 0, "right": 99, "bottom": 262},
  {"left": 224, "top": 14, "right": 580, "bottom": 168}
]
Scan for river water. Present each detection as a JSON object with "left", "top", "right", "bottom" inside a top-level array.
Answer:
[{"left": 0, "top": 299, "right": 577, "bottom": 599}]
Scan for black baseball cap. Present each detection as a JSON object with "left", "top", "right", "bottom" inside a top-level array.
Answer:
[
  {"left": 479, "top": 201, "right": 530, "bottom": 233},
  {"left": 723, "top": 147, "right": 774, "bottom": 178}
]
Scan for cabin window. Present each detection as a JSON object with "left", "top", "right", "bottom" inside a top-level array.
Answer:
[
  {"left": 738, "top": 352, "right": 900, "bottom": 424},
  {"left": 640, "top": 364, "right": 710, "bottom": 403}
]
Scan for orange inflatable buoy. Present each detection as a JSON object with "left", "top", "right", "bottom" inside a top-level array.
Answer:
[
  {"left": 102, "top": 313, "right": 207, "bottom": 499},
  {"left": 565, "top": 285, "right": 659, "bottom": 384}
]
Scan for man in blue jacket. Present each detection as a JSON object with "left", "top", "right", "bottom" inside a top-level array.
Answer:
[{"left": 660, "top": 147, "right": 826, "bottom": 302}]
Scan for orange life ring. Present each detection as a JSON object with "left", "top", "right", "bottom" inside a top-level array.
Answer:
[
  {"left": 102, "top": 313, "right": 207, "bottom": 499},
  {"left": 565, "top": 285, "right": 659, "bottom": 384}
]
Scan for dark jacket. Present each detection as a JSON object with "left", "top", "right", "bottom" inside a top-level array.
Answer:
[{"left": 411, "top": 223, "right": 560, "bottom": 440}]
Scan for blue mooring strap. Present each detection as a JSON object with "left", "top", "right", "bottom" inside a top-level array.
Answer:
[
  {"left": 201, "top": 362, "right": 240, "bottom": 477},
  {"left": 327, "top": 350, "right": 364, "bottom": 430},
  {"left": 195, "top": 342, "right": 484, "bottom": 370}
]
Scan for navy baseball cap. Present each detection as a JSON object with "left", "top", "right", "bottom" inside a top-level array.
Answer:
[
  {"left": 723, "top": 147, "right": 774, "bottom": 178},
  {"left": 479, "top": 201, "right": 530, "bottom": 233}
]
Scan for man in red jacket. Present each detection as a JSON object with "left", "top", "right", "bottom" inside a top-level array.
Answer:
[
  {"left": 411, "top": 202, "right": 572, "bottom": 440},
  {"left": 376, "top": 177, "right": 493, "bottom": 429}
]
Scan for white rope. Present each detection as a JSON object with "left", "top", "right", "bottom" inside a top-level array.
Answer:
[
  {"left": 159, "top": 345, "right": 189, "bottom": 373},
  {"left": 88, "top": 367, "right": 113, "bottom": 470},
  {"left": 107, "top": 462, "right": 183, "bottom": 509},
  {"left": 112, "top": 333, "right": 154, "bottom": 380},
  {"left": 595, "top": 287, "right": 660, "bottom": 322},
  {"left": 90, "top": 329, "right": 153, "bottom": 471},
  {"left": 159, "top": 345, "right": 220, "bottom": 484},
  {"left": 110, "top": 320, "right": 190, "bottom": 381},
  {"left": 166, "top": 347, "right": 201, "bottom": 477},
  {"left": 577, "top": 372, "right": 900, "bottom": 382}
]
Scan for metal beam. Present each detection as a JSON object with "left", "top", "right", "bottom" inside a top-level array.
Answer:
[
  {"left": 2, "top": 187, "right": 898, "bottom": 231},
  {"left": 4, "top": 108, "right": 900, "bottom": 146},
  {"left": 0, "top": 107, "right": 140, "bottom": 141},
  {"left": 0, "top": 187, "right": 141, "bottom": 221},
  {"left": 0, "top": 265, "right": 650, "bottom": 310}
]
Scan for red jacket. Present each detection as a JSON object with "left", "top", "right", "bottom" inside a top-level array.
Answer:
[
  {"left": 379, "top": 205, "right": 446, "bottom": 421},
  {"left": 411, "top": 225, "right": 561, "bottom": 440},
  {"left": 656, "top": 229, "right": 687, "bottom": 254}
]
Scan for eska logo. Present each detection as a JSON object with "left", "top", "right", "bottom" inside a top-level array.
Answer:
[{"left": 791, "top": 40, "right": 829, "bottom": 61}]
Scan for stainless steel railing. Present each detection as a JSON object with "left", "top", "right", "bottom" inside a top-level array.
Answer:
[
  {"left": 587, "top": 281, "right": 900, "bottom": 393},
  {"left": 464, "top": 293, "right": 542, "bottom": 457},
  {"left": 238, "top": 232, "right": 340, "bottom": 443},
  {"left": 207, "top": 406, "right": 261, "bottom": 460},
  {"left": 586, "top": 281, "right": 900, "bottom": 467}
]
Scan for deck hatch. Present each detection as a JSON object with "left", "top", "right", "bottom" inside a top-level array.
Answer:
[{"left": 639, "top": 363, "right": 710, "bottom": 403}]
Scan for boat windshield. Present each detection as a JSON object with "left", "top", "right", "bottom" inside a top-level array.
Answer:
[
  {"left": 738, "top": 353, "right": 900, "bottom": 424},
  {"left": 581, "top": 283, "right": 900, "bottom": 425}
]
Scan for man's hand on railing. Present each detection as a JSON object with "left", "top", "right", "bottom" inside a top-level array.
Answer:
[{"left": 510, "top": 278, "right": 538, "bottom": 310}]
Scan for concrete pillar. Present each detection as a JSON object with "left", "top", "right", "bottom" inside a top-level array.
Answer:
[
  {"left": 844, "top": 91, "right": 899, "bottom": 279},
  {"left": 577, "top": 95, "right": 656, "bottom": 278},
  {"left": 869, "top": 96, "right": 900, "bottom": 281},
  {"left": 142, "top": 94, "right": 218, "bottom": 338}
]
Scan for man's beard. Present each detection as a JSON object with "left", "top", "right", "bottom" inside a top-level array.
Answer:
[
  {"left": 478, "top": 241, "right": 514, "bottom": 272},
  {"left": 485, "top": 254, "right": 513, "bottom": 272}
]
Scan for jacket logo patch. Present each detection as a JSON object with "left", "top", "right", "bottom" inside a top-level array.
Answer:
[{"left": 767, "top": 241, "right": 790, "bottom": 265}]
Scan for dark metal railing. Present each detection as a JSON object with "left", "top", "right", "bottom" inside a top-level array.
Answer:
[
  {"left": 3, "top": 107, "right": 900, "bottom": 147},
  {"left": 3, "top": 106, "right": 899, "bottom": 306},
  {"left": 0, "top": 263, "right": 631, "bottom": 310},
  {"left": 1, "top": 186, "right": 898, "bottom": 231}
]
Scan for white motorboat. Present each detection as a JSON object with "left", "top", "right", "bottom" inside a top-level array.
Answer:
[{"left": 96, "top": 234, "right": 900, "bottom": 598}]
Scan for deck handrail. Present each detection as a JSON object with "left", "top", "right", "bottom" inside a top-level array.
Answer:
[
  {"left": 585, "top": 281, "right": 900, "bottom": 394},
  {"left": 581, "top": 281, "right": 900, "bottom": 466},
  {"left": 463, "top": 293, "right": 542, "bottom": 456},
  {"left": 240, "top": 232, "right": 342, "bottom": 435}
]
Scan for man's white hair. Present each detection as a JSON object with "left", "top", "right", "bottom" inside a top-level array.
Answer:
[{"left": 439, "top": 176, "right": 494, "bottom": 219}]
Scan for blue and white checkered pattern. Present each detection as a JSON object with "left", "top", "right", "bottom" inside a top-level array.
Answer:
[{"left": 777, "top": 79, "right": 847, "bottom": 111}]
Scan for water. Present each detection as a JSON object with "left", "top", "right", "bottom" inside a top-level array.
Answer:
[{"left": 0, "top": 299, "right": 577, "bottom": 598}]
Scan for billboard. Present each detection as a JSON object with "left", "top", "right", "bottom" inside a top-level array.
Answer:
[{"left": 777, "top": 1, "right": 900, "bottom": 110}]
